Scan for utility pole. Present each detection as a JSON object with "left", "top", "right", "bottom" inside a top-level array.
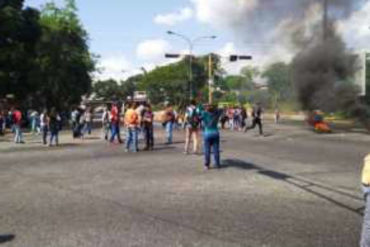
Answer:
[
  {"left": 166, "top": 31, "right": 216, "bottom": 101},
  {"left": 208, "top": 54, "right": 213, "bottom": 104},
  {"left": 323, "top": 0, "right": 329, "bottom": 41}
]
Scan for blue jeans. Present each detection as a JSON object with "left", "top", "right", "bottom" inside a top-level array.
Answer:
[
  {"left": 110, "top": 123, "right": 121, "bottom": 143},
  {"left": 203, "top": 132, "right": 220, "bottom": 167},
  {"left": 14, "top": 124, "right": 23, "bottom": 143},
  {"left": 31, "top": 118, "right": 37, "bottom": 133},
  {"left": 165, "top": 122, "right": 173, "bottom": 144},
  {"left": 361, "top": 188, "right": 370, "bottom": 247},
  {"left": 84, "top": 122, "right": 92, "bottom": 135},
  {"left": 125, "top": 127, "right": 138, "bottom": 152},
  {"left": 50, "top": 130, "right": 59, "bottom": 145}
]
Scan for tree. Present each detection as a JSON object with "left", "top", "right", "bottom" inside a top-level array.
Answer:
[
  {"left": 0, "top": 0, "right": 95, "bottom": 110},
  {"left": 0, "top": 0, "right": 41, "bottom": 103},
  {"left": 30, "top": 0, "right": 95, "bottom": 110},
  {"left": 138, "top": 54, "right": 220, "bottom": 107},
  {"left": 262, "top": 62, "right": 293, "bottom": 105},
  {"left": 93, "top": 79, "right": 122, "bottom": 100}
]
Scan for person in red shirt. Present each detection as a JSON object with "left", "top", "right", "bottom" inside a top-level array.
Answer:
[
  {"left": 109, "top": 102, "right": 123, "bottom": 143},
  {"left": 12, "top": 107, "right": 24, "bottom": 144}
]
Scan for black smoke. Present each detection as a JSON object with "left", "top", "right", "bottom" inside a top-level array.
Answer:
[{"left": 290, "top": 1, "right": 370, "bottom": 129}]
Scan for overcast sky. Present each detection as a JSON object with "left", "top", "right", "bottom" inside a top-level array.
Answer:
[{"left": 24, "top": 0, "right": 370, "bottom": 81}]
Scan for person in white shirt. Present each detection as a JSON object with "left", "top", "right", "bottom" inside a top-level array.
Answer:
[
  {"left": 101, "top": 106, "right": 110, "bottom": 140},
  {"left": 40, "top": 109, "right": 49, "bottom": 145}
]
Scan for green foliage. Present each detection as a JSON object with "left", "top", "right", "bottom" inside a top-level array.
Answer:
[
  {"left": 137, "top": 54, "right": 220, "bottom": 107},
  {"left": 93, "top": 79, "right": 122, "bottom": 100},
  {"left": 0, "top": 0, "right": 95, "bottom": 110},
  {"left": 262, "top": 62, "right": 294, "bottom": 106}
]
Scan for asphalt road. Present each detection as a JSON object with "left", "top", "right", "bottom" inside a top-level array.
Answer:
[{"left": 0, "top": 121, "right": 369, "bottom": 247}]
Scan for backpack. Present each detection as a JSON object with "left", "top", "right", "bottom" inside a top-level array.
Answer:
[
  {"left": 127, "top": 110, "right": 138, "bottom": 125},
  {"left": 187, "top": 107, "right": 200, "bottom": 128}
]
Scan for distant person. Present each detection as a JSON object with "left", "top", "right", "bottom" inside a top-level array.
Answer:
[
  {"left": 71, "top": 108, "right": 81, "bottom": 138},
  {"left": 241, "top": 106, "right": 248, "bottom": 129},
  {"left": 142, "top": 104, "right": 154, "bottom": 151},
  {"left": 49, "top": 108, "right": 61, "bottom": 147},
  {"left": 200, "top": 104, "right": 223, "bottom": 170},
  {"left": 101, "top": 106, "right": 111, "bottom": 141},
  {"left": 12, "top": 107, "right": 24, "bottom": 144},
  {"left": 110, "top": 102, "right": 123, "bottom": 144},
  {"left": 184, "top": 100, "right": 201, "bottom": 154},
  {"left": 0, "top": 110, "right": 4, "bottom": 135},
  {"left": 361, "top": 154, "right": 370, "bottom": 247},
  {"left": 124, "top": 102, "right": 139, "bottom": 152},
  {"left": 163, "top": 104, "right": 175, "bottom": 144},
  {"left": 83, "top": 107, "right": 93, "bottom": 135},
  {"left": 227, "top": 107, "right": 234, "bottom": 130},
  {"left": 220, "top": 108, "right": 228, "bottom": 130},
  {"left": 30, "top": 110, "right": 40, "bottom": 135},
  {"left": 274, "top": 107, "right": 280, "bottom": 124},
  {"left": 244, "top": 103, "right": 264, "bottom": 136},
  {"left": 40, "top": 109, "right": 49, "bottom": 145}
]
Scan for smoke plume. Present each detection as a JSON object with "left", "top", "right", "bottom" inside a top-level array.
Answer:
[{"left": 289, "top": 1, "right": 370, "bottom": 129}]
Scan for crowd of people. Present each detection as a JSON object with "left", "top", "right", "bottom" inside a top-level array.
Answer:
[{"left": 0, "top": 101, "right": 267, "bottom": 169}]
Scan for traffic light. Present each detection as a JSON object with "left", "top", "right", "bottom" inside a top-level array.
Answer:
[
  {"left": 239, "top": 55, "right": 252, "bottom": 60},
  {"left": 230, "top": 55, "right": 252, "bottom": 62},
  {"left": 230, "top": 55, "right": 238, "bottom": 62},
  {"left": 165, "top": 54, "right": 181, "bottom": 59}
]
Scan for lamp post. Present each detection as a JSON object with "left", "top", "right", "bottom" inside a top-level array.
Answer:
[{"left": 166, "top": 31, "right": 216, "bottom": 101}]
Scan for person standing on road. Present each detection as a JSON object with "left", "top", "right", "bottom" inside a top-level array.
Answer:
[
  {"left": 241, "top": 106, "right": 248, "bottom": 130},
  {"left": 244, "top": 103, "right": 264, "bottom": 136},
  {"left": 274, "top": 107, "right": 280, "bottom": 124},
  {"left": 200, "top": 104, "right": 223, "bottom": 170},
  {"left": 142, "top": 104, "right": 154, "bottom": 151},
  {"left": 163, "top": 104, "right": 175, "bottom": 145},
  {"left": 361, "top": 154, "right": 370, "bottom": 247},
  {"left": 110, "top": 102, "right": 123, "bottom": 144},
  {"left": 101, "top": 106, "right": 111, "bottom": 141},
  {"left": 40, "top": 109, "right": 49, "bottom": 145},
  {"left": 30, "top": 110, "right": 40, "bottom": 135},
  {"left": 49, "top": 108, "right": 61, "bottom": 147},
  {"left": 0, "top": 110, "right": 4, "bottom": 136},
  {"left": 184, "top": 100, "right": 201, "bottom": 155},
  {"left": 83, "top": 107, "right": 93, "bottom": 135},
  {"left": 124, "top": 102, "right": 139, "bottom": 152},
  {"left": 12, "top": 107, "right": 24, "bottom": 144}
]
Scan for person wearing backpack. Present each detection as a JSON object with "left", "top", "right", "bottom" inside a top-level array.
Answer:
[
  {"left": 184, "top": 100, "right": 201, "bottom": 155},
  {"left": 124, "top": 102, "right": 139, "bottom": 152}
]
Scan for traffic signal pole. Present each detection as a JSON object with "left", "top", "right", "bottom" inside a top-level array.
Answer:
[{"left": 208, "top": 54, "right": 213, "bottom": 104}]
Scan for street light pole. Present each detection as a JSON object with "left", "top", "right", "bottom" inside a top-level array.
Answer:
[{"left": 167, "top": 31, "right": 216, "bottom": 101}]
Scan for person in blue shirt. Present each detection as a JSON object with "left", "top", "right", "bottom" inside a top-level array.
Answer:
[{"left": 200, "top": 104, "right": 223, "bottom": 170}]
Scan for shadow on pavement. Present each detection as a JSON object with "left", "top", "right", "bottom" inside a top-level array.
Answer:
[
  {"left": 0, "top": 143, "right": 80, "bottom": 153},
  {"left": 223, "top": 159, "right": 364, "bottom": 216},
  {"left": 0, "top": 234, "right": 15, "bottom": 244}
]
